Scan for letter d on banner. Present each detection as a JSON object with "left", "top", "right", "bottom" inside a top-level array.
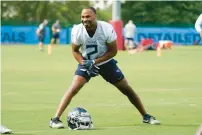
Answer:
[{"left": 109, "top": 20, "right": 125, "bottom": 50}]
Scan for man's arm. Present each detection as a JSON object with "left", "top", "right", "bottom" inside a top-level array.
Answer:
[
  {"left": 36, "top": 29, "right": 40, "bottom": 35},
  {"left": 94, "top": 40, "right": 117, "bottom": 64},
  {"left": 72, "top": 43, "right": 84, "bottom": 65},
  {"left": 36, "top": 24, "right": 42, "bottom": 35},
  {"left": 52, "top": 24, "right": 57, "bottom": 33}
]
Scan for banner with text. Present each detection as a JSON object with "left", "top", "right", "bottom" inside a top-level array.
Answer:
[
  {"left": 1, "top": 26, "right": 50, "bottom": 44},
  {"left": 134, "top": 27, "right": 201, "bottom": 45},
  {"left": 1, "top": 26, "right": 201, "bottom": 45},
  {"left": 1, "top": 26, "right": 68, "bottom": 44}
]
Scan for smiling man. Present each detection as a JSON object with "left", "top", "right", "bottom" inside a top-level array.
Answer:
[{"left": 49, "top": 7, "right": 160, "bottom": 129}]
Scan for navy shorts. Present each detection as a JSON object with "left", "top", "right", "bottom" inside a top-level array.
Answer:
[
  {"left": 126, "top": 38, "right": 134, "bottom": 41},
  {"left": 75, "top": 59, "right": 124, "bottom": 84},
  {"left": 52, "top": 33, "right": 60, "bottom": 39},
  {"left": 38, "top": 35, "right": 45, "bottom": 42}
]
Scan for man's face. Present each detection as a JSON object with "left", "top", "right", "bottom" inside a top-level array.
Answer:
[{"left": 81, "top": 9, "right": 96, "bottom": 30}]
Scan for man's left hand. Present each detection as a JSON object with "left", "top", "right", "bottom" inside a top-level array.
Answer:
[{"left": 86, "top": 65, "right": 100, "bottom": 77}]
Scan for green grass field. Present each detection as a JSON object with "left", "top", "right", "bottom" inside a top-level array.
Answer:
[{"left": 1, "top": 45, "right": 202, "bottom": 135}]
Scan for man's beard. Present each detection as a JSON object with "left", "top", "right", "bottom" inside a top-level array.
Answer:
[{"left": 82, "top": 20, "right": 91, "bottom": 29}]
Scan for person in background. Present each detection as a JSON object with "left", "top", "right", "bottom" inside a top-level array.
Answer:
[
  {"left": 128, "top": 38, "right": 156, "bottom": 54},
  {"left": 36, "top": 19, "right": 48, "bottom": 51},
  {"left": 128, "top": 38, "right": 172, "bottom": 57},
  {"left": 124, "top": 20, "right": 137, "bottom": 50},
  {"left": 195, "top": 13, "right": 202, "bottom": 45},
  {"left": 48, "top": 20, "right": 61, "bottom": 55}
]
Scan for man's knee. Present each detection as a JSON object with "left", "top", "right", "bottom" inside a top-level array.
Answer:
[
  {"left": 51, "top": 38, "right": 55, "bottom": 44},
  {"left": 68, "top": 75, "right": 87, "bottom": 96},
  {"left": 114, "top": 78, "right": 134, "bottom": 96}
]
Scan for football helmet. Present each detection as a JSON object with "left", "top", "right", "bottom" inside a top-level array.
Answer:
[{"left": 67, "top": 107, "right": 93, "bottom": 130}]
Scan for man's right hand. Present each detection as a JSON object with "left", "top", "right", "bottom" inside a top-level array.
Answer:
[
  {"left": 81, "top": 60, "right": 100, "bottom": 77},
  {"left": 82, "top": 60, "right": 95, "bottom": 68}
]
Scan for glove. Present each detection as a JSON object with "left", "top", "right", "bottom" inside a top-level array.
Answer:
[
  {"left": 86, "top": 65, "right": 100, "bottom": 77},
  {"left": 82, "top": 60, "right": 95, "bottom": 69}
]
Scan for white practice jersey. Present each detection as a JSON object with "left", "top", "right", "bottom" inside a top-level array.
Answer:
[
  {"left": 71, "top": 21, "right": 117, "bottom": 65},
  {"left": 124, "top": 23, "right": 136, "bottom": 38},
  {"left": 195, "top": 13, "right": 202, "bottom": 33}
]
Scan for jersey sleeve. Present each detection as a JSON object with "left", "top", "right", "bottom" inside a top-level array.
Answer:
[
  {"left": 71, "top": 25, "right": 82, "bottom": 45},
  {"left": 106, "top": 24, "right": 117, "bottom": 43},
  {"left": 39, "top": 24, "right": 43, "bottom": 30}
]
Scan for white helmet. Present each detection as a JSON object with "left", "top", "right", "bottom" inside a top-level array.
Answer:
[{"left": 67, "top": 107, "right": 94, "bottom": 130}]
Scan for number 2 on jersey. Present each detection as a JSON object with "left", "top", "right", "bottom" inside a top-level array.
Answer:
[{"left": 86, "top": 45, "right": 98, "bottom": 59}]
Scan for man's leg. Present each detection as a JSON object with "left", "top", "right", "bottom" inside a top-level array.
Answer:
[
  {"left": 38, "top": 42, "right": 43, "bottom": 51},
  {"left": 38, "top": 35, "right": 44, "bottom": 51},
  {"left": 124, "top": 39, "right": 129, "bottom": 50},
  {"left": 113, "top": 78, "right": 160, "bottom": 125},
  {"left": 99, "top": 59, "right": 160, "bottom": 125},
  {"left": 55, "top": 75, "right": 87, "bottom": 118},
  {"left": 128, "top": 39, "right": 135, "bottom": 49},
  {"left": 56, "top": 38, "right": 60, "bottom": 46},
  {"left": 50, "top": 75, "right": 87, "bottom": 128},
  {"left": 48, "top": 38, "right": 55, "bottom": 55},
  {"left": 114, "top": 78, "right": 146, "bottom": 116}
]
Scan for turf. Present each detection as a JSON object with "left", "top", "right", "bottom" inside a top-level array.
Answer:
[{"left": 1, "top": 45, "right": 202, "bottom": 135}]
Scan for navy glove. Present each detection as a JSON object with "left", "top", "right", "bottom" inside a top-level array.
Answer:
[
  {"left": 82, "top": 60, "right": 95, "bottom": 69},
  {"left": 86, "top": 65, "right": 100, "bottom": 77},
  {"left": 82, "top": 60, "right": 100, "bottom": 77}
]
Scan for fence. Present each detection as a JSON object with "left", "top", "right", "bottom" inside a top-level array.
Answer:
[{"left": 1, "top": 25, "right": 201, "bottom": 45}]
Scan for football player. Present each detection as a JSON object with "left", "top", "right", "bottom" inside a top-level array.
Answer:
[
  {"left": 48, "top": 20, "right": 61, "bottom": 55},
  {"left": 124, "top": 20, "right": 137, "bottom": 50},
  {"left": 36, "top": 19, "right": 48, "bottom": 51},
  {"left": 49, "top": 7, "right": 160, "bottom": 129},
  {"left": 195, "top": 13, "right": 202, "bottom": 45},
  {"left": 128, "top": 38, "right": 172, "bottom": 57}
]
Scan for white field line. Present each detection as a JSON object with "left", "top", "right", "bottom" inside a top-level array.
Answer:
[
  {"left": 12, "top": 123, "right": 202, "bottom": 134},
  {"left": 14, "top": 122, "right": 202, "bottom": 134},
  {"left": 14, "top": 125, "right": 139, "bottom": 134},
  {"left": 138, "top": 88, "right": 200, "bottom": 91}
]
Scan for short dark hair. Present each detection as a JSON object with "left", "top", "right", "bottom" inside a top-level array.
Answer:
[{"left": 88, "top": 7, "right": 96, "bottom": 14}]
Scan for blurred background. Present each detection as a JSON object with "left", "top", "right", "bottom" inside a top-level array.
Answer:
[{"left": 1, "top": 0, "right": 202, "bottom": 46}]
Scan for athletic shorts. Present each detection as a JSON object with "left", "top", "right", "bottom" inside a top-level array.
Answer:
[
  {"left": 38, "top": 35, "right": 45, "bottom": 42},
  {"left": 52, "top": 33, "right": 60, "bottom": 39},
  {"left": 75, "top": 59, "right": 125, "bottom": 84},
  {"left": 126, "top": 38, "right": 134, "bottom": 41}
]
